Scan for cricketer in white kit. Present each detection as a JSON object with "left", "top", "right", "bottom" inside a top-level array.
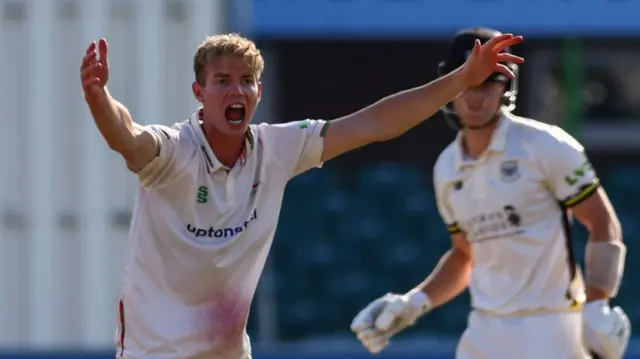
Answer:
[
  {"left": 80, "top": 32, "right": 524, "bottom": 359},
  {"left": 351, "top": 28, "right": 630, "bottom": 359}
]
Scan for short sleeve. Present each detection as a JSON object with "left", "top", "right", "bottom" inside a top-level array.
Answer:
[
  {"left": 267, "top": 119, "right": 330, "bottom": 179},
  {"left": 541, "top": 128, "right": 600, "bottom": 208},
  {"left": 137, "top": 124, "right": 184, "bottom": 189},
  {"left": 433, "top": 164, "right": 462, "bottom": 235}
]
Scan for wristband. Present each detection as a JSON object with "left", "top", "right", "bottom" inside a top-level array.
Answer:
[{"left": 408, "top": 290, "right": 432, "bottom": 314}]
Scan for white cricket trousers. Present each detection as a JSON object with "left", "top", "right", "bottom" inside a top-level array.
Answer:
[{"left": 456, "top": 309, "right": 591, "bottom": 359}]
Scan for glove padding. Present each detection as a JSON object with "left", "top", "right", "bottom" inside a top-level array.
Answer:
[
  {"left": 583, "top": 300, "right": 631, "bottom": 359},
  {"left": 350, "top": 292, "right": 427, "bottom": 354}
]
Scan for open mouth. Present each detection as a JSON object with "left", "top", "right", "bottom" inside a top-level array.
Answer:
[{"left": 225, "top": 103, "right": 246, "bottom": 125}]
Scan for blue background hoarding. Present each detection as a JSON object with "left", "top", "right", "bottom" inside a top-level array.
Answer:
[{"left": 233, "top": 0, "right": 640, "bottom": 38}]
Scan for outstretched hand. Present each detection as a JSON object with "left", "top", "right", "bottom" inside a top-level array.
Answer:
[
  {"left": 80, "top": 38, "right": 110, "bottom": 99},
  {"left": 461, "top": 34, "right": 524, "bottom": 88}
]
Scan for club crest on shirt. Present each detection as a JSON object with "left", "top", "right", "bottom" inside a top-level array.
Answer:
[
  {"left": 499, "top": 160, "right": 520, "bottom": 182},
  {"left": 196, "top": 186, "right": 209, "bottom": 203}
]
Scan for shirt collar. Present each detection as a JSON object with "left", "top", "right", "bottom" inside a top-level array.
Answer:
[
  {"left": 189, "top": 108, "right": 255, "bottom": 173},
  {"left": 453, "top": 114, "right": 511, "bottom": 171}
]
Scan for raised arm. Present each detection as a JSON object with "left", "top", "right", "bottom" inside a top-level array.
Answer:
[
  {"left": 81, "top": 39, "right": 158, "bottom": 172},
  {"left": 320, "top": 34, "right": 524, "bottom": 162}
]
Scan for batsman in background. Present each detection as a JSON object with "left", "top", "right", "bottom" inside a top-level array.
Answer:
[{"left": 351, "top": 28, "right": 630, "bottom": 359}]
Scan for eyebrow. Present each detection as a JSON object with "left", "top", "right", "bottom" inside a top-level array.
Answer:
[{"left": 212, "top": 73, "right": 255, "bottom": 79}]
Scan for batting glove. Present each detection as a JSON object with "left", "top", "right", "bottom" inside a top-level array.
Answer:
[
  {"left": 583, "top": 300, "right": 631, "bottom": 359},
  {"left": 350, "top": 291, "right": 431, "bottom": 354}
]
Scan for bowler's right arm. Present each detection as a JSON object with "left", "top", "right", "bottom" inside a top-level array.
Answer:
[
  {"left": 86, "top": 88, "right": 159, "bottom": 173},
  {"left": 82, "top": 39, "right": 183, "bottom": 190}
]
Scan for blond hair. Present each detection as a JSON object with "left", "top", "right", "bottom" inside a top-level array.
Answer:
[{"left": 193, "top": 33, "right": 264, "bottom": 85}]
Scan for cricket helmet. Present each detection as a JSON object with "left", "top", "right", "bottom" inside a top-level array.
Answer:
[{"left": 438, "top": 27, "right": 519, "bottom": 129}]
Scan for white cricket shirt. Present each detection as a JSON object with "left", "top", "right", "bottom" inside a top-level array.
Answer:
[
  {"left": 115, "top": 109, "right": 329, "bottom": 359},
  {"left": 433, "top": 114, "right": 599, "bottom": 315}
]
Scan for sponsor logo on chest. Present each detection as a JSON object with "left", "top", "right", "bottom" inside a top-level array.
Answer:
[{"left": 186, "top": 209, "right": 258, "bottom": 239}]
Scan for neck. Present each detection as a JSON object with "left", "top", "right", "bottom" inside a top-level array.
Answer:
[
  {"left": 462, "top": 124, "right": 497, "bottom": 159},
  {"left": 202, "top": 123, "right": 245, "bottom": 168}
]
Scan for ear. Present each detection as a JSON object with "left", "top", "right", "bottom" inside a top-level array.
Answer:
[
  {"left": 256, "top": 81, "right": 263, "bottom": 103},
  {"left": 192, "top": 81, "right": 204, "bottom": 104}
]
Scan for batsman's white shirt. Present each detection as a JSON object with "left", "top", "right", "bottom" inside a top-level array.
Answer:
[
  {"left": 115, "top": 110, "right": 328, "bottom": 359},
  {"left": 434, "top": 114, "right": 599, "bottom": 315}
]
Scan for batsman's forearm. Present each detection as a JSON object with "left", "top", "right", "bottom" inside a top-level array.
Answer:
[
  {"left": 417, "top": 249, "right": 472, "bottom": 308},
  {"left": 86, "top": 88, "right": 137, "bottom": 154},
  {"left": 585, "top": 221, "right": 625, "bottom": 302},
  {"left": 586, "top": 230, "right": 615, "bottom": 302},
  {"left": 365, "top": 68, "right": 467, "bottom": 141}
]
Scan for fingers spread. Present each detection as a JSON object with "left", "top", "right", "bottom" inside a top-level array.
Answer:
[
  {"left": 98, "top": 38, "right": 108, "bottom": 63},
  {"left": 495, "top": 64, "right": 516, "bottom": 79},
  {"left": 484, "top": 33, "right": 513, "bottom": 49},
  {"left": 497, "top": 53, "right": 525, "bottom": 64},
  {"left": 494, "top": 36, "right": 524, "bottom": 52},
  {"left": 471, "top": 39, "right": 481, "bottom": 58},
  {"left": 81, "top": 39, "right": 109, "bottom": 94},
  {"left": 86, "top": 41, "right": 96, "bottom": 55}
]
